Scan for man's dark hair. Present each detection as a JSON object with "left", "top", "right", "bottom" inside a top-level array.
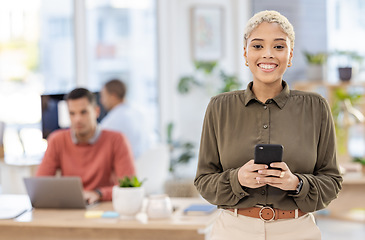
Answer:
[
  {"left": 65, "top": 88, "right": 97, "bottom": 106},
  {"left": 104, "top": 79, "right": 127, "bottom": 100}
]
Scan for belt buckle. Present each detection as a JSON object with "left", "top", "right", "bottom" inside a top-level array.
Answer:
[{"left": 259, "top": 206, "right": 275, "bottom": 222}]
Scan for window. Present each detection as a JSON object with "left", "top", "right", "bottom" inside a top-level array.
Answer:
[
  {"left": 0, "top": 0, "right": 74, "bottom": 160},
  {"left": 0, "top": 0, "right": 158, "bottom": 161},
  {"left": 85, "top": 0, "right": 158, "bottom": 133}
]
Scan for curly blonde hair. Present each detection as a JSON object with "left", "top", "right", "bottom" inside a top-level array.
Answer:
[{"left": 243, "top": 10, "right": 295, "bottom": 49}]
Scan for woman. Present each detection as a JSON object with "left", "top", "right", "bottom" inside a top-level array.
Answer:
[{"left": 194, "top": 10, "right": 342, "bottom": 240}]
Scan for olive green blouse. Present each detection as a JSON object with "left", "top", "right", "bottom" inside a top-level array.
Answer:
[{"left": 194, "top": 81, "right": 342, "bottom": 213}]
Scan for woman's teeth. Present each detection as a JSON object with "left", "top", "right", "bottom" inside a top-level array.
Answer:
[{"left": 259, "top": 64, "right": 277, "bottom": 69}]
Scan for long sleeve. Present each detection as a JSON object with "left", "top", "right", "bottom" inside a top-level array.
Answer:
[
  {"left": 290, "top": 98, "right": 343, "bottom": 212},
  {"left": 194, "top": 99, "right": 247, "bottom": 206},
  {"left": 36, "top": 132, "right": 60, "bottom": 176}
]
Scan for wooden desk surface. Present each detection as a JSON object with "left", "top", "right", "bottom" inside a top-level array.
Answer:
[{"left": 0, "top": 195, "right": 218, "bottom": 240}]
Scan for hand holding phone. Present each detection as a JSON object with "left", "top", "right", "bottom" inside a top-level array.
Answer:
[{"left": 254, "top": 144, "right": 283, "bottom": 170}]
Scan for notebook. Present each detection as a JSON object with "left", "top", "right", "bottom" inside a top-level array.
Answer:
[
  {"left": 23, "top": 176, "right": 89, "bottom": 209},
  {"left": 183, "top": 204, "right": 217, "bottom": 216}
]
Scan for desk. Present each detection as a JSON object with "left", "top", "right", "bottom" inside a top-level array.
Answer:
[{"left": 0, "top": 195, "right": 218, "bottom": 240}]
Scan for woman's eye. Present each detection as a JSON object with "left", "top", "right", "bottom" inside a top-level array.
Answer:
[
  {"left": 274, "top": 45, "right": 285, "bottom": 49},
  {"left": 253, "top": 45, "right": 263, "bottom": 49}
]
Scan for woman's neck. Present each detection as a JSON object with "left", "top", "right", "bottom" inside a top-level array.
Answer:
[{"left": 251, "top": 80, "right": 283, "bottom": 103}]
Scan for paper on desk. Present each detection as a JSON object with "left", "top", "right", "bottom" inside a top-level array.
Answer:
[
  {"left": 102, "top": 211, "right": 119, "bottom": 218},
  {"left": 0, "top": 195, "right": 32, "bottom": 220},
  {"left": 85, "top": 210, "right": 104, "bottom": 218},
  {"left": 0, "top": 208, "right": 28, "bottom": 220}
]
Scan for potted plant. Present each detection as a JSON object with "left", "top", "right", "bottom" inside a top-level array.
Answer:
[
  {"left": 164, "top": 122, "right": 198, "bottom": 197},
  {"left": 112, "top": 176, "right": 145, "bottom": 219},
  {"left": 333, "top": 50, "right": 364, "bottom": 81},
  {"left": 177, "top": 60, "right": 241, "bottom": 95},
  {"left": 166, "top": 122, "right": 195, "bottom": 174},
  {"left": 303, "top": 51, "right": 328, "bottom": 81}
]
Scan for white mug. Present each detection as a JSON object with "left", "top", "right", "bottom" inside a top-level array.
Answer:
[{"left": 146, "top": 194, "right": 173, "bottom": 219}]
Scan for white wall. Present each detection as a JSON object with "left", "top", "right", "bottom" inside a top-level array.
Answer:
[
  {"left": 252, "top": 0, "right": 328, "bottom": 83},
  {"left": 158, "top": 0, "right": 251, "bottom": 159}
]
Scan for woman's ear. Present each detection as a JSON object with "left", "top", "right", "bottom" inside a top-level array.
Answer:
[
  {"left": 243, "top": 47, "right": 248, "bottom": 63},
  {"left": 289, "top": 48, "right": 294, "bottom": 63}
]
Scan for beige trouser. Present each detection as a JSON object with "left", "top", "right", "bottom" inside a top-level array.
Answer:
[{"left": 209, "top": 209, "right": 321, "bottom": 240}]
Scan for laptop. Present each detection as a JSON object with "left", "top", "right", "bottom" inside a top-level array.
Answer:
[{"left": 23, "top": 176, "right": 90, "bottom": 209}]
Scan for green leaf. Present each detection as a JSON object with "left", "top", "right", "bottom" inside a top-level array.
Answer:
[
  {"left": 167, "top": 122, "right": 174, "bottom": 145},
  {"left": 333, "top": 50, "right": 364, "bottom": 62},
  {"left": 218, "top": 70, "right": 241, "bottom": 93},
  {"left": 333, "top": 88, "right": 361, "bottom": 102},
  {"left": 182, "top": 142, "right": 194, "bottom": 149},
  {"left": 177, "top": 76, "right": 199, "bottom": 94},
  {"left": 118, "top": 176, "right": 144, "bottom": 187},
  {"left": 194, "top": 61, "right": 217, "bottom": 74},
  {"left": 353, "top": 157, "right": 365, "bottom": 165},
  {"left": 303, "top": 51, "right": 328, "bottom": 65},
  {"left": 177, "top": 152, "right": 194, "bottom": 164}
]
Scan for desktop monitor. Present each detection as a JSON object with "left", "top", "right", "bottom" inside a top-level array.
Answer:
[{"left": 41, "top": 92, "right": 107, "bottom": 139}]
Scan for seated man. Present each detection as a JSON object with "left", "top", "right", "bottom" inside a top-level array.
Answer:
[
  {"left": 36, "top": 88, "right": 135, "bottom": 204},
  {"left": 100, "top": 79, "right": 153, "bottom": 159}
]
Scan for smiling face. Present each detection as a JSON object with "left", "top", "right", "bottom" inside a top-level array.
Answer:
[{"left": 244, "top": 21, "right": 293, "bottom": 87}]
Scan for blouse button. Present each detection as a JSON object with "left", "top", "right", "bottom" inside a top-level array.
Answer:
[
  {"left": 263, "top": 125, "right": 268, "bottom": 129},
  {"left": 263, "top": 106, "right": 267, "bottom": 110}
]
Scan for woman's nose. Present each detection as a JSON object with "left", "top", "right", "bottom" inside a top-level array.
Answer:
[{"left": 263, "top": 48, "right": 274, "bottom": 58}]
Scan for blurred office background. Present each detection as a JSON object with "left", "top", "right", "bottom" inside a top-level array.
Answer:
[{"left": 0, "top": 0, "right": 365, "bottom": 239}]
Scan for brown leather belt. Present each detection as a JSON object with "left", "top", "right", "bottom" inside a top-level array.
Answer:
[{"left": 227, "top": 206, "right": 306, "bottom": 222}]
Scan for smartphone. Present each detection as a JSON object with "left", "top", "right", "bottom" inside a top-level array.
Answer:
[{"left": 254, "top": 144, "right": 283, "bottom": 170}]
